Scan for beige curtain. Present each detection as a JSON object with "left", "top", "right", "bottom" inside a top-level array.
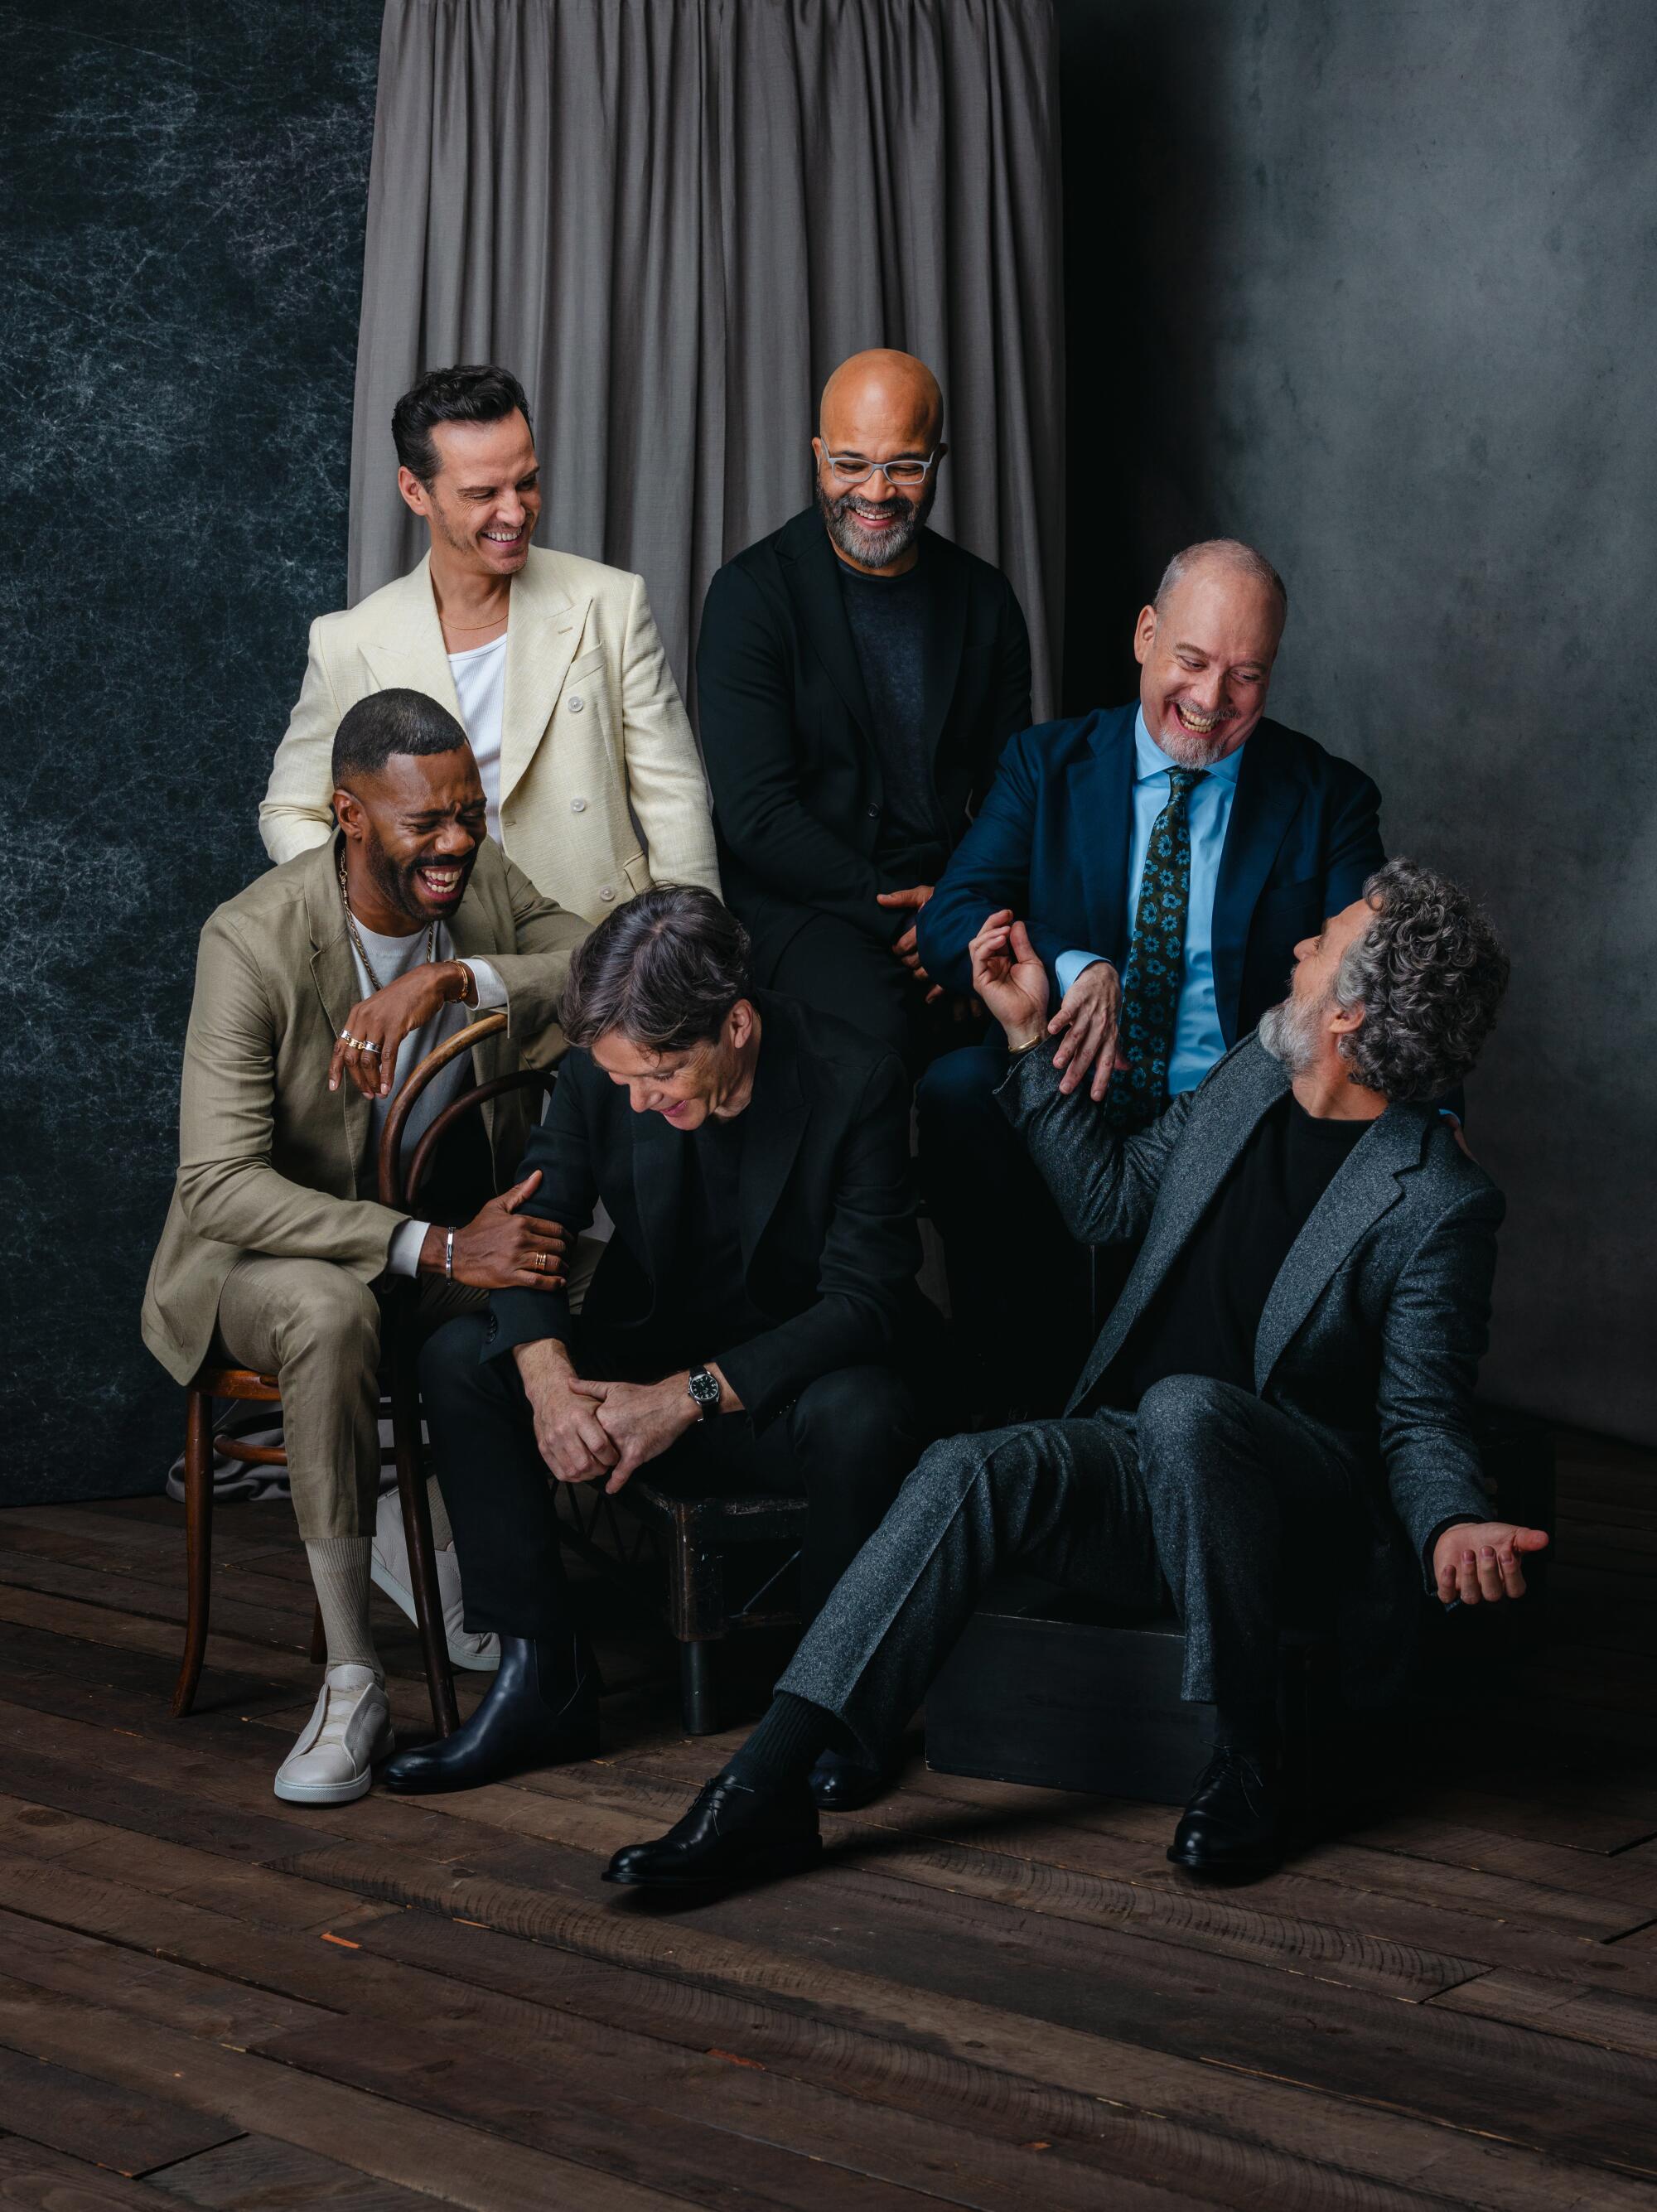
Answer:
[{"left": 350, "top": 0, "right": 1065, "bottom": 717}]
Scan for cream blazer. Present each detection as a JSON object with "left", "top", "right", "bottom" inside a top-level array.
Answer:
[{"left": 258, "top": 546, "right": 721, "bottom": 925}]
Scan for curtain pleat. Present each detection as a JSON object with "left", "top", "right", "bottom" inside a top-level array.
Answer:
[{"left": 350, "top": 0, "right": 1065, "bottom": 719}]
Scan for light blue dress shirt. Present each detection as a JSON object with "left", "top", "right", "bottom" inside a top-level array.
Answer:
[{"left": 1054, "top": 708, "right": 1244, "bottom": 1097}]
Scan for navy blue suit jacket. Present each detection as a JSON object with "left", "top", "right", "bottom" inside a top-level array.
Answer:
[{"left": 916, "top": 705, "right": 1385, "bottom": 1052}]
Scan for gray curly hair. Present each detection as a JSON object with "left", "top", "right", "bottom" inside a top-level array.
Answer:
[{"left": 1334, "top": 858, "right": 1509, "bottom": 1100}]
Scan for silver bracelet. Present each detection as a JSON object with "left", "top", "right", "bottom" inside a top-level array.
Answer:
[{"left": 444, "top": 1227, "right": 455, "bottom": 1282}]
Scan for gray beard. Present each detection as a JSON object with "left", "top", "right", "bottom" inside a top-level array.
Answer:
[
  {"left": 815, "top": 475, "right": 935, "bottom": 568},
  {"left": 1154, "top": 718, "right": 1236, "bottom": 770},
  {"left": 1257, "top": 989, "right": 1326, "bottom": 1075}
]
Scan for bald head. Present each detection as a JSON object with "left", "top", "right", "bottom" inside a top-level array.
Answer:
[
  {"left": 819, "top": 349, "right": 943, "bottom": 449},
  {"left": 1154, "top": 539, "right": 1287, "bottom": 624},
  {"left": 1133, "top": 539, "right": 1287, "bottom": 767},
  {"left": 812, "top": 349, "right": 946, "bottom": 576}
]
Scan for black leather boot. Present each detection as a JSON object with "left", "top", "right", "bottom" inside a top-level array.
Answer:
[
  {"left": 604, "top": 1771, "right": 821, "bottom": 1891},
  {"left": 382, "top": 1632, "right": 599, "bottom": 1794},
  {"left": 1166, "top": 1746, "right": 1283, "bottom": 1876}
]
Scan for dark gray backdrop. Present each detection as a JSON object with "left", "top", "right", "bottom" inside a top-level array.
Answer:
[
  {"left": 4, "top": 0, "right": 1650, "bottom": 1507},
  {"left": 1055, "top": 0, "right": 1656, "bottom": 1445},
  {"left": 2, "top": 0, "right": 383, "bottom": 1502}
]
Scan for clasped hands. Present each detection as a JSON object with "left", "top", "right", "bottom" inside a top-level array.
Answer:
[
  {"left": 969, "top": 907, "right": 1123, "bottom": 1098},
  {"left": 513, "top": 1339, "right": 717, "bottom": 1495}
]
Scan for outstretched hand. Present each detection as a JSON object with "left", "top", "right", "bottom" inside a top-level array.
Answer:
[
  {"left": 1432, "top": 1521, "right": 1549, "bottom": 1605},
  {"left": 968, "top": 909, "right": 1050, "bottom": 1050}
]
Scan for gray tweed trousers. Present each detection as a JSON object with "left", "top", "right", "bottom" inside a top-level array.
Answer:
[{"left": 778, "top": 1372, "right": 1370, "bottom": 1766}]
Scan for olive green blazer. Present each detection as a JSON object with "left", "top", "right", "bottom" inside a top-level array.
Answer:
[{"left": 141, "top": 836, "right": 586, "bottom": 1384}]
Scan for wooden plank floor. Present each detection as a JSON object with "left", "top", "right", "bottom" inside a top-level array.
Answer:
[{"left": 2, "top": 1426, "right": 1655, "bottom": 2210}]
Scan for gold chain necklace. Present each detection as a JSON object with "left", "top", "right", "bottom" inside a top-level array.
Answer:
[{"left": 338, "top": 857, "right": 434, "bottom": 993}]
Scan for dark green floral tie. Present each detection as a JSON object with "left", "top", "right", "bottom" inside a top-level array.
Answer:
[{"left": 1105, "top": 766, "right": 1205, "bottom": 1132}]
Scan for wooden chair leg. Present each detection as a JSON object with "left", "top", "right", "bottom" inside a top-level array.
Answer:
[
  {"left": 389, "top": 1330, "right": 458, "bottom": 1737},
  {"left": 172, "top": 1389, "right": 214, "bottom": 1717},
  {"left": 308, "top": 1601, "right": 326, "bottom": 1664},
  {"left": 679, "top": 1639, "right": 717, "bottom": 1736}
]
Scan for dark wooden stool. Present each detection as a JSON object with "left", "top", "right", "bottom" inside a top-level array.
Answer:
[{"left": 553, "top": 1475, "right": 809, "bottom": 1733}]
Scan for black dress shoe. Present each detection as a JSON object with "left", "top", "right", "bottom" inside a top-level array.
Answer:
[
  {"left": 1167, "top": 1747, "right": 1283, "bottom": 1877},
  {"left": 808, "top": 1746, "right": 895, "bottom": 1812},
  {"left": 604, "top": 1772, "right": 821, "bottom": 1891},
  {"left": 381, "top": 1634, "right": 598, "bottom": 1794}
]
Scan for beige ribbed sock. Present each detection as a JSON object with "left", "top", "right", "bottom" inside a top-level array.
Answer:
[
  {"left": 427, "top": 1475, "right": 455, "bottom": 1551},
  {"left": 305, "top": 1537, "right": 379, "bottom": 1675}
]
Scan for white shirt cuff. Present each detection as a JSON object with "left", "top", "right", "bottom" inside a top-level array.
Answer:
[
  {"left": 388, "top": 1219, "right": 431, "bottom": 1277},
  {"left": 464, "top": 957, "right": 507, "bottom": 1010},
  {"left": 1055, "top": 949, "right": 1108, "bottom": 998}
]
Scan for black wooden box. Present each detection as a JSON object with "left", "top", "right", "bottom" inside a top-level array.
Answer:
[
  {"left": 924, "top": 1407, "right": 1554, "bottom": 1803},
  {"left": 924, "top": 1591, "right": 1331, "bottom": 1804}
]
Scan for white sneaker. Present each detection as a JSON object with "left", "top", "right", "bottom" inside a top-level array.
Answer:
[
  {"left": 371, "top": 1492, "right": 500, "bottom": 1672},
  {"left": 273, "top": 1665, "right": 394, "bottom": 1805}
]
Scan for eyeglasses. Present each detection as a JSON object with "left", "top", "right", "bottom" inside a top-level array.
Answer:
[{"left": 819, "top": 447, "right": 942, "bottom": 489}]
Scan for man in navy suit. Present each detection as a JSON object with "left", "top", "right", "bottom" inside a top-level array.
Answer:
[{"left": 914, "top": 540, "right": 1384, "bottom": 1408}]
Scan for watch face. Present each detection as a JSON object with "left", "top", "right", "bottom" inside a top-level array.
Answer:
[{"left": 688, "top": 1369, "right": 719, "bottom": 1408}]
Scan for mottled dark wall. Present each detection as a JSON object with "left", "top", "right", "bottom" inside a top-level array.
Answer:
[
  {"left": 1056, "top": 0, "right": 1657, "bottom": 1443},
  {"left": 2, "top": 0, "right": 383, "bottom": 1502}
]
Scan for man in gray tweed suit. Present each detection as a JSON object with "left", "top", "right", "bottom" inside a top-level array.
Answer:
[{"left": 606, "top": 857, "right": 1546, "bottom": 1888}]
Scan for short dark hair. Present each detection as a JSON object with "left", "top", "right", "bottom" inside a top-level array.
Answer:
[
  {"left": 331, "top": 688, "right": 471, "bottom": 790},
  {"left": 560, "top": 886, "right": 752, "bottom": 1054},
  {"left": 1335, "top": 858, "right": 1510, "bottom": 1100},
  {"left": 392, "top": 364, "right": 534, "bottom": 484}
]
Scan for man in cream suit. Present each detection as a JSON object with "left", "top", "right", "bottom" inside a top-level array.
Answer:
[
  {"left": 259, "top": 364, "right": 720, "bottom": 924},
  {"left": 147, "top": 690, "right": 587, "bottom": 1808}
]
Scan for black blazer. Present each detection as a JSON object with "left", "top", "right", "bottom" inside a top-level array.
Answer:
[
  {"left": 485, "top": 992, "right": 925, "bottom": 1420},
  {"left": 695, "top": 507, "right": 1032, "bottom": 979}
]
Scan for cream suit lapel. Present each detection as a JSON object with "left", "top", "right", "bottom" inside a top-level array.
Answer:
[
  {"left": 357, "top": 557, "right": 466, "bottom": 721},
  {"left": 499, "top": 548, "right": 591, "bottom": 810}
]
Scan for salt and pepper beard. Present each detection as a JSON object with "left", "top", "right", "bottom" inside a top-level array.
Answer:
[
  {"left": 1257, "top": 984, "right": 1335, "bottom": 1076},
  {"left": 1155, "top": 717, "right": 1240, "bottom": 770},
  {"left": 815, "top": 471, "right": 937, "bottom": 569}
]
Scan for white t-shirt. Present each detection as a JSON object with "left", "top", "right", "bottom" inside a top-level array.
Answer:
[
  {"left": 447, "top": 631, "right": 509, "bottom": 838},
  {"left": 343, "top": 916, "right": 505, "bottom": 1277}
]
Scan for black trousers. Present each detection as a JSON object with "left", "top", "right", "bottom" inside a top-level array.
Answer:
[
  {"left": 915, "top": 1038, "right": 1094, "bottom": 1413},
  {"left": 765, "top": 910, "right": 975, "bottom": 1080},
  {"left": 419, "top": 1311, "right": 930, "bottom": 1637}
]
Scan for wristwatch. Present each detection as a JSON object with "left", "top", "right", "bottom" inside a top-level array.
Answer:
[{"left": 687, "top": 1366, "right": 722, "bottom": 1420}]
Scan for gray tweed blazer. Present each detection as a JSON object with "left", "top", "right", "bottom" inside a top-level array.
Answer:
[{"left": 1000, "top": 1036, "right": 1502, "bottom": 1688}]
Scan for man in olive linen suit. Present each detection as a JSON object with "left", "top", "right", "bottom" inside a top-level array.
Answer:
[
  {"left": 144, "top": 691, "right": 587, "bottom": 1809},
  {"left": 604, "top": 859, "right": 1548, "bottom": 1892}
]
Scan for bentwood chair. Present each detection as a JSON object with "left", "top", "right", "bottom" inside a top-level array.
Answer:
[{"left": 171, "top": 1009, "right": 553, "bottom": 1740}]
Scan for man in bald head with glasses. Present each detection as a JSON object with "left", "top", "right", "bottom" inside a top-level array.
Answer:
[{"left": 695, "top": 349, "right": 1032, "bottom": 1074}]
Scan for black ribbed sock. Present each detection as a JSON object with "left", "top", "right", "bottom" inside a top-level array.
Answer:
[
  {"left": 1211, "top": 1699, "right": 1281, "bottom": 1762},
  {"left": 725, "top": 1692, "right": 837, "bottom": 1790}
]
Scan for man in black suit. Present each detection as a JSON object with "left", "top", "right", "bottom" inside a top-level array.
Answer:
[
  {"left": 696, "top": 348, "right": 1032, "bottom": 1073},
  {"left": 383, "top": 887, "right": 938, "bottom": 1807},
  {"left": 603, "top": 860, "right": 1543, "bottom": 1896}
]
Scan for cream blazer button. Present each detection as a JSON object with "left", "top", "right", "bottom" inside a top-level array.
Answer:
[
  {"left": 568, "top": 693, "right": 585, "bottom": 712},
  {"left": 570, "top": 797, "right": 587, "bottom": 812},
  {"left": 599, "top": 884, "right": 616, "bottom": 901}
]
